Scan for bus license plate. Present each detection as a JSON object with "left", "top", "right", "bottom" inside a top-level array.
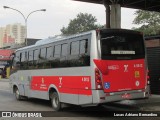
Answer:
[{"left": 122, "top": 93, "right": 131, "bottom": 99}]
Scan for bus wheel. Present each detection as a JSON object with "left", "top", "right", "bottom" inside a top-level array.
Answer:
[
  {"left": 50, "top": 92, "right": 61, "bottom": 111},
  {"left": 14, "top": 87, "right": 21, "bottom": 100}
]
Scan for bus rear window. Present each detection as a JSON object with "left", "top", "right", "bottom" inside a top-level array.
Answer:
[{"left": 101, "top": 33, "right": 145, "bottom": 60}]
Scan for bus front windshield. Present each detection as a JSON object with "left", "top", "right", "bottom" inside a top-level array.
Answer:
[{"left": 100, "top": 32, "right": 145, "bottom": 60}]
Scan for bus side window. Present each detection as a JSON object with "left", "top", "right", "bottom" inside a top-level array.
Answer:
[
  {"left": 10, "top": 53, "right": 16, "bottom": 68},
  {"left": 70, "top": 41, "right": 79, "bottom": 55},
  {"left": 46, "top": 46, "right": 53, "bottom": 60},
  {"left": 28, "top": 51, "right": 33, "bottom": 67},
  {"left": 14, "top": 54, "right": 21, "bottom": 69},
  {"left": 61, "top": 43, "right": 68, "bottom": 59},
  {"left": 34, "top": 49, "right": 39, "bottom": 61},
  {"left": 25, "top": 52, "right": 28, "bottom": 61},
  {"left": 80, "top": 39, "right": 88, "bottom": 54},
  {"left": 20, "top": 53, "right": 22, "bottom": 63},
  {"left": 21, "top": 52, "right": 26, "bottom": 62},
  {"left": 33, "top": 49, "right": 39, "bottom": 66},
  {"left": 10, "top": 53, "right": 19, "bottom": 74},
  {"left": 19, "top": 52, "right": 25, "bottom": 69},
  {"left": 54, "top": 45, "right": 61, "bottom": 58},
  {"left": 40, "top": 48, "right": 47, "bottom": 59}
]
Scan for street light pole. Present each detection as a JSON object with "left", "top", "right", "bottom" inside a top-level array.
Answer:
[{"left": 3, "top": 6, "right": 46, "bottom": 46}]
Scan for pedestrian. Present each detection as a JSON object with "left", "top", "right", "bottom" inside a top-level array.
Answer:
[{"left": 0, "top": 68, "right": 5, "bottom": 78}]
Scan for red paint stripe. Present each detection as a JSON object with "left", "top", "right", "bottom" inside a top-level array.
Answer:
[{"left": 31, "top": 76, "right": 92, "bottom": 95}]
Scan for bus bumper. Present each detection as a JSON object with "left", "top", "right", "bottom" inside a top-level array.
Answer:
[{"left": 92, "top": 89, "right": 150, "bottom": 104}]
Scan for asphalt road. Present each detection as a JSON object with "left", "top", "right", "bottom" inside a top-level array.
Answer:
[{"left": 0, "top": 79, "right": 160, "bottom": 120}]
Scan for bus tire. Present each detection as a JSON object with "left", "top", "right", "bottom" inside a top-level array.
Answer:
[
  {"left": 14, "top": 87, "right": 22, "bottom": 100},
  {"left": 50, "top": 92, "right": 61, "bottom": 111}
]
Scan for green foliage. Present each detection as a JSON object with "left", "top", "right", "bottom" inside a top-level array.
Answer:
[
  {"left": 132, "top": 10, "right": 160, "bottom": 35},
  {"left": 61, "top": 13, "right": 103, "bottom": 35}
]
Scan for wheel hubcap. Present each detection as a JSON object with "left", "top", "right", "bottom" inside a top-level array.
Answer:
[
  {"left": 53, "top": 96, "right": 58, "bottom": 108},
  {"left": 16, "top": 90, "right": 19, "bottom": 98}
]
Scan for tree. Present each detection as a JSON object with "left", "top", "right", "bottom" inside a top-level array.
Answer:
[
  {"left": 132, "top": 10, "right": 160, "bottom": 35},
  {"left": 61, "top": 13, "right": 103, "bottom": 35}
]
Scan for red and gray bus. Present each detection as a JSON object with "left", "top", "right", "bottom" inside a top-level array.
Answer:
[{"left": 9, "top": 29, "right": 150, "bottom": 111}]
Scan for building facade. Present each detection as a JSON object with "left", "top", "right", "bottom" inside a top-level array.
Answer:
[
  {"left": 0, "top": 27, "right": 5, "bottom": 48},
  {"left": 0, "top": 23, "right": 26, "bottom": 48}
]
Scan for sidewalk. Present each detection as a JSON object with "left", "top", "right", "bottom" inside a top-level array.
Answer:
[{"left": 0, "top": 78, "right": 10, "bottom": 82}]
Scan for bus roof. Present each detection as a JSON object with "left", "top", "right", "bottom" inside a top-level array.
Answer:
[
  {"left": 16, "top": 28, "right": 142, "bottom": 52},
  {"left": 16, "top": 30, "right": 94, "bottom": 52}
]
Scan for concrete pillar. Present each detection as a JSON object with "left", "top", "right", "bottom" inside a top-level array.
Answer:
[
  {"left": 103, "top": 0, "right": 110, "bottom": 28},
  {"left": 110, "top": 4, "right": 121, "bottom": 28}
]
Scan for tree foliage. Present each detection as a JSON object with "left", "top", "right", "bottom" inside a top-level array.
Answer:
[
  {"left": 61, "top": 13, "right": 103, "bottom": 35},
  {"left": 132, "top": 10, "right": 160, "bottom": 35}
]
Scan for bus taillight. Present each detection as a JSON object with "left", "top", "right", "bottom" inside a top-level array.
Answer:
[{"left": 95, "top": 68, "right": 103, "bottom": 90}]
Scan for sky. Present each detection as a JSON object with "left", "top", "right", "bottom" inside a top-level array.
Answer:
[{"left": 0, "top": 0, "right": 138, "bottom": 39}]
